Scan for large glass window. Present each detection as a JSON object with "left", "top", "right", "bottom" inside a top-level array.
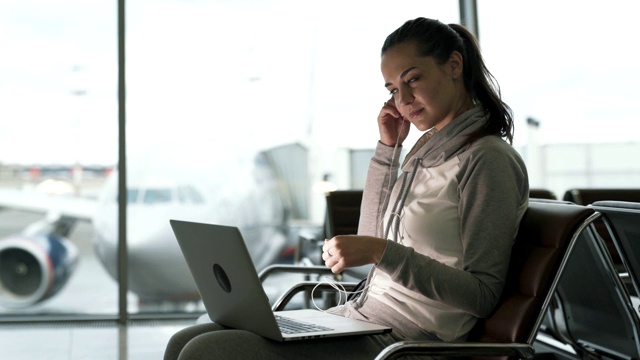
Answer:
[
  {"left": 0, "top": 1, "right": 118, "bottom": 317},
  {"left": 478, "top": 0, "right": 640, "bottom": 198},
  {"left": 14, "top": 0, "right": 636, "bottom": 332},
  {"left": 1, "top": 0, "right": 459, "bottom": 318}
]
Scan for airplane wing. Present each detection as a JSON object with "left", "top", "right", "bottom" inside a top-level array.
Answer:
[{"left": 0, "top": 188, "right": 96, "bottom": 221}]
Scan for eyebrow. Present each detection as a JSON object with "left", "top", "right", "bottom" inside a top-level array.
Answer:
[{"left": 384, "top": 66, "right": 418, "bottom": 88}]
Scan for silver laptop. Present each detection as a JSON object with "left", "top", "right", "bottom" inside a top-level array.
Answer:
[{"left": 170, "top": 219, "right": 391, "bottom": 341}]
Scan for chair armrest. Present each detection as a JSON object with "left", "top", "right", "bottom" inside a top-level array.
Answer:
[
  {"left": 258, "top": 264, "right": 338, "bottom": 283},
  {"left": 272, "top": 281, "right": 360, "bottom": 311},
  {"left": 375, "top": 341, "right": 535, "bottom": 360}
]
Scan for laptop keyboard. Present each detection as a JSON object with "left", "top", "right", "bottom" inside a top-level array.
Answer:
[{"left": 275, "top": 315, "right": 333, "bottom": 334}]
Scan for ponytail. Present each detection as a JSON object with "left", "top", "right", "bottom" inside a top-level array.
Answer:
[{"left": 448, "top": 23, "right": 514, "bottom": 144}]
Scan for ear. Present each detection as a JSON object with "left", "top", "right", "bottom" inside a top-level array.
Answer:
[{"left": 448, "top": 51, "right": 464, "bottom": 79}]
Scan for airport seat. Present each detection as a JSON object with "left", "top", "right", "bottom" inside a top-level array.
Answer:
[
  {"left": 562, "top": 188, "right": 640, "bottom": 206},
  {"left": 323, "top": 190, "right": 372, "bottom": 281},
  {"left": 293, "top": 190, "right": 368, "bottom": 279},
  {"left": 540, "top": 200, "right": 640, "bottom": 359},
  {"left": 324, "top": 190, "right": 363, "bottom": 239},
  {"left": 563, "top": 188, "right": 640, "bottom": 278},
  {"left": 294, "top": 190, "right": 362, "bottom": 250},
  {"left": 268, "top": 201, "right": 599, "bottom": 360},
  {"left": 591, "top": 201, "right": 640, "bottom": 298},
  {"left": 529, "top": 188, "right": 557, "bottom": 200}
]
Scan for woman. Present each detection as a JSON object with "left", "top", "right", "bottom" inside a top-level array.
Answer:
[{"left": 164, "top": 17, "right": 528, "bottom": 359}]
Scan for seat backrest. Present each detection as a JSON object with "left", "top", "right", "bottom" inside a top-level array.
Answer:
[
  {"left": 529, "top": 188, "right": 557, "bottom": 200},
  {"left": 550, "top": 202, "right": 640, "bottom": 359},
  {"left": 324, "top": 190, "right": 363, "bottom": 238},
  {"left": 592, "top": 201, "right": 640, "bottom": 298},
  {"left": 324, "top": 189, "right": 555, "bottom": 237},
  {"left": 467, "top": 201, "right": 597, "bottom": 346},
  {"left": 563, "top": 188, "right": 640, "bottom": 205},
  {"left": 563, "top": 188, "right": 640, "bottom": 268},
  {"left": 323, "top": 190, "right": 372, "bottom": 280}
]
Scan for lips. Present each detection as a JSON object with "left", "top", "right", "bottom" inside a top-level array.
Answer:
[{"left": 409, "top": 108, "right": 423, "bottom": 118}]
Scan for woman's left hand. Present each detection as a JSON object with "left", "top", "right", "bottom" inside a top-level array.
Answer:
[{"left": 321, "top": 235, "right": 387, "bottom": 274}]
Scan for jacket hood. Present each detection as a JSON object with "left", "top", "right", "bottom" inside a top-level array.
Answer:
[{"left": 401, "top": 106, "right": 488, "bottom": 172}]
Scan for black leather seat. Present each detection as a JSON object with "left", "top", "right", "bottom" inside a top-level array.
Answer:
[
  {"left": 530, "top": 188, "right": 557, "bottom": 200},
  {"left": 592, "top": 200, "right": 640, "bottom": 296},
  {"left": 542, "top": 200, "right": 640, "bottom": 359},
  {"left": 563, "top": 188, "right": 640, "bottom": 268}
]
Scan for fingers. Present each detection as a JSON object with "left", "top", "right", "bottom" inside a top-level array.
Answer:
[
  {"left": 322, "top": 240, "right": 344, "bottom": 274},
  {"left": 321, "top": 242, "right": 336, "bottom": 262},
  {"left": 378, "top": 98, "right": 409, "bottom": 146},
  {"left": 321, "top": 250, "right": 343, "bottom": 274},
  {"left": 321, "top": 240, "right": 330, "bottom": 257},
  {"left": 381, "top": 99, "right": 401, "bottom": 118}
]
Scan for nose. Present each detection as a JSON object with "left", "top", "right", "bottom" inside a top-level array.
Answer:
[{"left": 396, "top": 85, "right": 414, "bottom": 106}]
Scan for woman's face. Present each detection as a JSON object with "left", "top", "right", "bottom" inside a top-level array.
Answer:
[{"left": 381, "top": 41, "right": 465, "bottom": 132}]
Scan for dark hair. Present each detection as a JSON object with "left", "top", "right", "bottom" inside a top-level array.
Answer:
[{"left": 382, "top": 17, "right": 514, "bottom": 144}]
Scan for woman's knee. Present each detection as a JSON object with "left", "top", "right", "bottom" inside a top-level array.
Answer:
[
  {"left": 164, "top": 323, "right": 226, "bottom": 360},
  {"left": 178, "top": 330, "right": 270, "bottom": 360}
]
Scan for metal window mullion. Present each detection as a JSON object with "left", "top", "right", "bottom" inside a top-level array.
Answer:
[
  {"left": 117, "top": 0, "right": 128, "bottom": 325},
  {"left": 458, "top": 0, "right": 479, "bottom": 40}
]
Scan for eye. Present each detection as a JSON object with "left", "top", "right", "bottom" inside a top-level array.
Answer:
[{"left": 407, "top": 76, "right": 420, "bottom": 84}]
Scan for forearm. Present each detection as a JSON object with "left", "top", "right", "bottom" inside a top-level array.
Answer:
[{"left": 375, "top": 218, "right": 515, "bottom": 318}]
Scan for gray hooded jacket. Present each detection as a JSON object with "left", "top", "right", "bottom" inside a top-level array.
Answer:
[{"left": 331, "top": 107, "right": 529, "bottom": 342}]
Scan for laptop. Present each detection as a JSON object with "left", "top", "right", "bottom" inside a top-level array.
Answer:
[{"left": 170, "top": 219, "right": 392, "bottom": 341}]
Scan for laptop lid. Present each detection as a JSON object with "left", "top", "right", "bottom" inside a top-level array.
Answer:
[{"left": 170, "top": 219, "right": 391, "bottom": 341}]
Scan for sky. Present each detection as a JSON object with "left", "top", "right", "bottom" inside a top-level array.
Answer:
[{"left": 1, "top": 0, "right": 639, "bottom": 166}]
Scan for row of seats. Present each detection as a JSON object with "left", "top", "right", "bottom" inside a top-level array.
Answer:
[
  {"left": 538, "top": 201, "right": 640, "bottom": 360},
  {"left": 564, "top": 189, "right": 640, "bottom": 271},
  {"left": 260, "top": 188, "right": 640, "bottom": 359}
]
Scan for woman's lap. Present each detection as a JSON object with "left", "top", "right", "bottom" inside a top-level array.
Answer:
[{"left": 164, "top": 322, "right": 401, "bottom": 360}]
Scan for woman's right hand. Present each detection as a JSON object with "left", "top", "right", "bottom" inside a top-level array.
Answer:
[{"left": 378, "top": 99, "right": 410, "bottom": 147}]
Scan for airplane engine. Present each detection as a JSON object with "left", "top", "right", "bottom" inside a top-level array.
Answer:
[{"left": 0, "top": 233, "right": 78, "bottom": 308}]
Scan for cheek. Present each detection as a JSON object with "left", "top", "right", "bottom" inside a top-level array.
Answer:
[
  {"left": 422, "top": 81, "right": 448, "bottom": 105},
  {"left": 416, "top": 86, "right": 438, "bottom": 106}
]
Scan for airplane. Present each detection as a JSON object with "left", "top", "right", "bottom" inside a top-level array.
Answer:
[{"left": 0, "top": 144, "right": 306, "bottom": 310}]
